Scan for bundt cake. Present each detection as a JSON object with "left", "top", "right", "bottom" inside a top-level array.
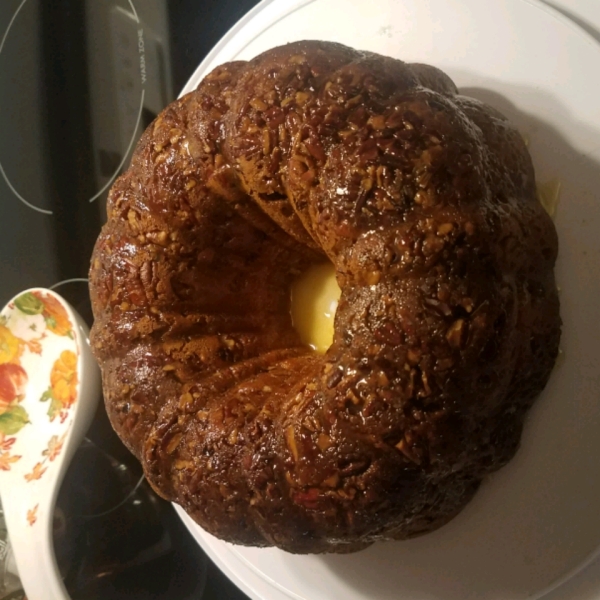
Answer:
[{"left": 89, "top": 40, "right": 561, "bottom": 554}]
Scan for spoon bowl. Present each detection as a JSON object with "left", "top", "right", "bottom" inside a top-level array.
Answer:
[{"left": 0, "top": 288, "right": 100, "bottom": 600}]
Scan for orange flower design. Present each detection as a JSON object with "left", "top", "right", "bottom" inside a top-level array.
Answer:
[
  {"left": 27, "top": 504, "right": 39, "bottom": 526},
  {"left": 0, "top": 434, "right": 16, "bottom": 452},
  {"left": 0, "top": 451, "right": 21, "bottom": 471},
  {"left": 0, "top": 363, "right": 28, "bottom": 414},
  {"left": 0, "top": 324, "right": 23, "bottom": 365},
  {"left": 50, "top": 350, "right": 78, "bottom": 409},
  {"left": 42, "top": 433, "right": 66, "bottom": 462},
  {"left": 25, "top": 338, "right": 43, "bottom": 356},
  {"left": 33, "top": 292, "right": 72, "bottom": 337},
  {"left": 25, "top": 461, "right": 47, "bottom": 482}
]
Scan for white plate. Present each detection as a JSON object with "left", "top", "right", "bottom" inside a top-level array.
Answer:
[{"left": 176, "top": 0, "right": 600, "bottom": 598}]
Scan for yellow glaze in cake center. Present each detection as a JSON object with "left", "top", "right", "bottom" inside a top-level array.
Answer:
[{"left": 291, "top": 263, "right": 341, "bottom": 354}]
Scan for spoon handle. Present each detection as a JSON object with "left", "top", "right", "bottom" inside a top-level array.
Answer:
[
  {"left": 0, "top": 290, "right": 101, "bottom": 600},
  {"left": 3, "top": 486, "right": 69, "bottom": 600}
]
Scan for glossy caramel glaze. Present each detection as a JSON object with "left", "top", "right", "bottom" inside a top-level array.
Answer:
[{"left": 89, "top": 41, "right": 560, "bottom": 553}]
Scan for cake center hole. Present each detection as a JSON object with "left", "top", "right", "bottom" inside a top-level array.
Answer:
[{"left": 291, "top": 262, "right": 341, "bottom": 354}]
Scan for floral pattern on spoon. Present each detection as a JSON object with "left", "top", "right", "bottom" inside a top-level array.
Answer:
[
  {"left": 0, "top": 288, "right": 100, "bottom": 600},
  {"left": 0, "top": 290, "right": 81, "bottom": 521}
]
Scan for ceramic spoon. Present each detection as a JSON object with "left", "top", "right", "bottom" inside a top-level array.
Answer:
[{"left": 0, "top": 288, "right": 100, "bottom": 600}]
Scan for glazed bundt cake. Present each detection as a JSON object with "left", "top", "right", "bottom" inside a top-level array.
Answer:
[{"left": 89, "top": 41, "right": 560, "bottom": 554}]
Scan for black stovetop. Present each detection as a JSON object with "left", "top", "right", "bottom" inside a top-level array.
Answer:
[{"left": 0, "top": 1, "right": 263, "bottom": 598}]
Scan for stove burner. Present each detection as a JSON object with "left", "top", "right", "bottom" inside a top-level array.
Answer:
[
  {"left": 88, "top": 87, "right": 145, "bottom": 205},
  {"left": 50, "top": 278, "right": 90, "bottom": 290},
  {"left": 89, "top": 0, "right": 146, "bottom": 204},
  {"left": 0, "top": 0, "right": 52, "bottom": 215},
  {"left": 126, "top": 0, "right": 139, "bottom": 23},
  {"left": 1, "top": 0, "right": 147, "bottom": 210}
]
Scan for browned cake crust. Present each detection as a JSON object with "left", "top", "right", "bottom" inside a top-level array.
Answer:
[{"left": 89, "top": 41, "right": 560, "bottom": 554}]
